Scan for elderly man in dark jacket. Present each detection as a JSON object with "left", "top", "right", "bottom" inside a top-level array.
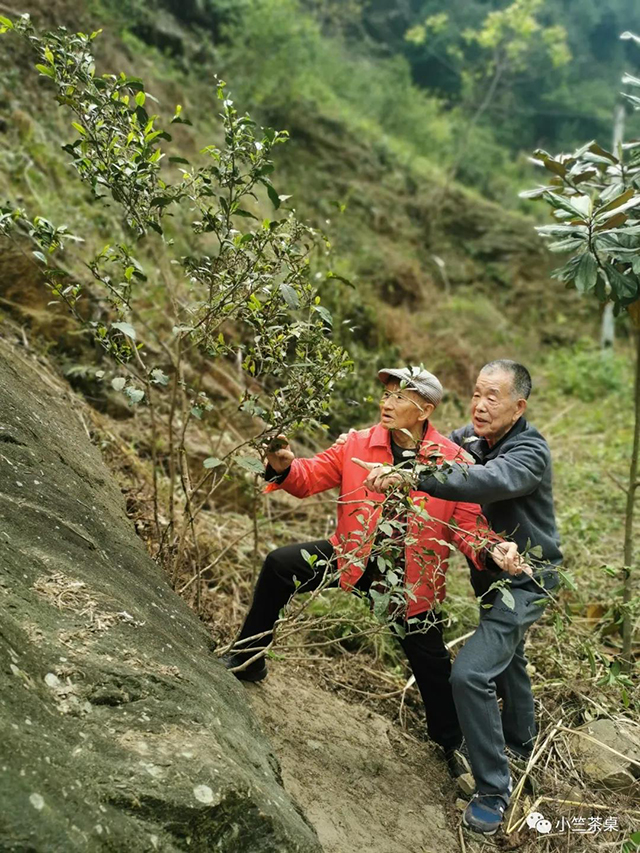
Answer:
[{"left": 354, "top": 359, "right": 561, "bottom": 837}]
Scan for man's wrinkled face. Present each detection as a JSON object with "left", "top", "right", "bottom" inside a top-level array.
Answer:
[
  {"left": 379, "top": 379, "right": 432, "bottom": 433},
  {"left": 471, "top": 369, "right": 526, "bottom": 445}
]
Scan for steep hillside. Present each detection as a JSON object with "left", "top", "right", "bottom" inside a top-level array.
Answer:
[{"left": 0, "top": 0, "right": 596, "bottom": 410}]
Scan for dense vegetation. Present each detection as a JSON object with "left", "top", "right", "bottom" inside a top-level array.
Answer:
[{"left": 95, "top": 0, "right": 640, "bottom": 203}]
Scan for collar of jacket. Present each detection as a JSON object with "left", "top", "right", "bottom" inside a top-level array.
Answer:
[
  {"left": 472, "top": 416, "right": 528, "bottom": 461},
  {"left": 367, "top": 420, "right": 439, "bottom": 453}
]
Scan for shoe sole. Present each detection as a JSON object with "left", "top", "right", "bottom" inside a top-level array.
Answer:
[
  {"left": 461, "top": 815, "right": 499, "bottom": 836},
  {"left": 233, "top": 667, "right": 268, "bottom": 683}
]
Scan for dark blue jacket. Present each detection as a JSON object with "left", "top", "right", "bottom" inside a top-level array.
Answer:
[{"left": 418, "top": 417, "right": 561, "bottom": 595}]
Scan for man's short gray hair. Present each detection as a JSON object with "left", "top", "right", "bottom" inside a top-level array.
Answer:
[{"left": 481, "top": 359, "right": 532, "bottom": 400}]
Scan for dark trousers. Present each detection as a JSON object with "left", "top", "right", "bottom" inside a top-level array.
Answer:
[
  {"left": 236, "top": 539, "right": 462, "bottom": 750},
  {"left": 450, "top": 583, "right": 545, "bottom": 803}
]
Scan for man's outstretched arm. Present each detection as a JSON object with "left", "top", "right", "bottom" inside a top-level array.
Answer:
[
  {"left": 264, "top": 434, "right": 345, "bottom": 499},
  {"left": 417, "top": 436, "right": 549, "bottom": 503}
]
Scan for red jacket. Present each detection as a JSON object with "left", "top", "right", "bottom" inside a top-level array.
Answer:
[{"left": 267, "top": 422, "right": 500, "bottom": 617}]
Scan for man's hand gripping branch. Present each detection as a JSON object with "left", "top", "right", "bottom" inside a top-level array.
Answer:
[{"left": 266, "top": 434, "right": 295, "bottom": 473}]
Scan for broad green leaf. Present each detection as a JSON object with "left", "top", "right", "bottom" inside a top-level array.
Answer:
[
  {"left": 602, "top": 225, "right": 640, "bottom": 236},
  {"left": 518, "top": 186, "right": 556, "bottom": 200},
  {"left": 595, "top": 212, "right": 628, "bottom": 232},
  {"left": 135, "top": 90, "right": 146, "bottom": 107},
  {"left": 548, "top": 237, "right": 586, "bottom": 253},
  {"left": 536, "top": 224, "right": 587, "bottom": 237},
  {"left": 125, "top": 387, "right": 145, "bottom": 404},
  {"left": 595, "top": 195, "right": 640, "bottom": 223},
  {"left": 266, "top": 183, "right": 280, "bottom": 210},
  {"left": 314, "top": 304, "right": 333, "bottom": 325},
  {"left": 111, "top": 377, "right": 126, "bottom": 391},
  {"left": 203, "top": 457, "right": 224, "bottom": 469},
  {"left": 111, "top": 321, "right": 136, "bottom": 340},
  {"left": 543, "top": 191, "right": 587, "bottom": 218},
  {"left": 574, "top": 252, "right": 598, "bottom": 293},
  {"left": 571, "top": 170, "right": 597, "bottom": 185},
  {"left": 600, "top": 183, "right": 628, "bottom": 205},
  {"left": 301, "top": 549, "right": 317, "bottom": 566},
  {"left": 235, "top": 456, "right": 265, "bottom": 474},
  {"left": 571, "top": 139, "right": 596, "bottom": 159},
  {"left": 280, "top": 282, "right": 300, "bottom": 309},
  {"left": 150, "top": 368, "right": 169, "bottom": 386},
  {"left": 71, "top": 121, "right": 86, "bottom": 135},
  {"left": 568, "top": 195, "right": 592, "bottom": 217},
  {"left": 499, "top": 588, "right": 515, "bottom": 610},
  {"left": 589, "top": 142, "right": 618, "bottom": 163},
  {"left": 606, "top": 265, "right": 639, "bottom": 301},
  {"left": 540, "top": 157, "right": 567, "bottom": 178}
]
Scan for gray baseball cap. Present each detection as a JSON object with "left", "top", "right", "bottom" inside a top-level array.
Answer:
[{"left": 378, "top": 367, "right": 444, "bottom": 407}]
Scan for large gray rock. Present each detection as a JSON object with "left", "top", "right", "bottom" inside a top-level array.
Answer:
[
  {"left": 0, "top": 333, "right": 322, "bottom": 853},
  {"left": 569, "top": 718, "right": 640, "bottom": 793}
]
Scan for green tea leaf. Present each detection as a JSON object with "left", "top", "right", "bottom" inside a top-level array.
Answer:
[
  {"left": 235, "top": 456, "right": 265, "bottom": 474},
  {"left": 111, "top": 321, "right": 136, "bottom": 340},
  {"left": 280, "top": 282, "right": 300, "bottom": 309},
  {"left": 203, "top": 457, "right": 224, "bottom": 469}
]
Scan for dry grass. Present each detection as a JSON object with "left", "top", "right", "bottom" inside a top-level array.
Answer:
[{"left": 33, "top": 571, "right": 146, "bottom": 636}]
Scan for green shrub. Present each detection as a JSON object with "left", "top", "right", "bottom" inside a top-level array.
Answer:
[{"left": 546, "top": 340, "right": 629, "bottom": 402}]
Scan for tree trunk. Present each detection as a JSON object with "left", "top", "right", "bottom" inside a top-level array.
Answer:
[
  {"left": 601, "top": 303, "right": 615, "bottom": 350},
  {"left": 601, "top": 104, "right": 626, "bottom": 352},
  {"left": 621, "top": 327, "right": 640, "bottom": 671}
]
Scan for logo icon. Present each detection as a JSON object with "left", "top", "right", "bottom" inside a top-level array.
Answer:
[{"left": 526, "top": 811, "right": 552, "bottom": 834}]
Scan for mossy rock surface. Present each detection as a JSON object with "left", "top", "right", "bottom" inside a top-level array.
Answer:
[{"left": 0, "top": 333, "right": 322, "bottom": 853}]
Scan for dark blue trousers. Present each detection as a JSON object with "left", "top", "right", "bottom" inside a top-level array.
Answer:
[{"left": 450, "top": 581, "right": 546, "bottom": 804}]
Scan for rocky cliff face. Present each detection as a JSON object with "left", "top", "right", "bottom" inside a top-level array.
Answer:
[{"left": 0, "top": 332, "right": 321, "bottom": 853}]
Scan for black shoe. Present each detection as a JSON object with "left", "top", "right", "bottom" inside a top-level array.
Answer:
[
  {"left": 504, "top": 744, "right": 531, "bottom": 768},
  {"left": 443, "top": 745, "right": 472, "bottom": 780},
  {"left": 505, "top": 745, "right": 535, "bottom": 793},
  {"left": 221, "top": 651, "right": 268, "bottom": 683}
]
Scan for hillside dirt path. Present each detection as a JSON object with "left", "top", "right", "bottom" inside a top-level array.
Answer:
[{"left": 248, "top": 666, "right": 461, "bottom": 853}]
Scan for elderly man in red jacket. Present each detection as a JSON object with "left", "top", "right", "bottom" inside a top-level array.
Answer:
[{"left": 223, "top": 367, "right": 529, "bottom": 778}]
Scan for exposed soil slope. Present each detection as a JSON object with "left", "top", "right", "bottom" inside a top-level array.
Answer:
[{"left": 249, "top": 667, "right": 460, "bottom": 853}]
